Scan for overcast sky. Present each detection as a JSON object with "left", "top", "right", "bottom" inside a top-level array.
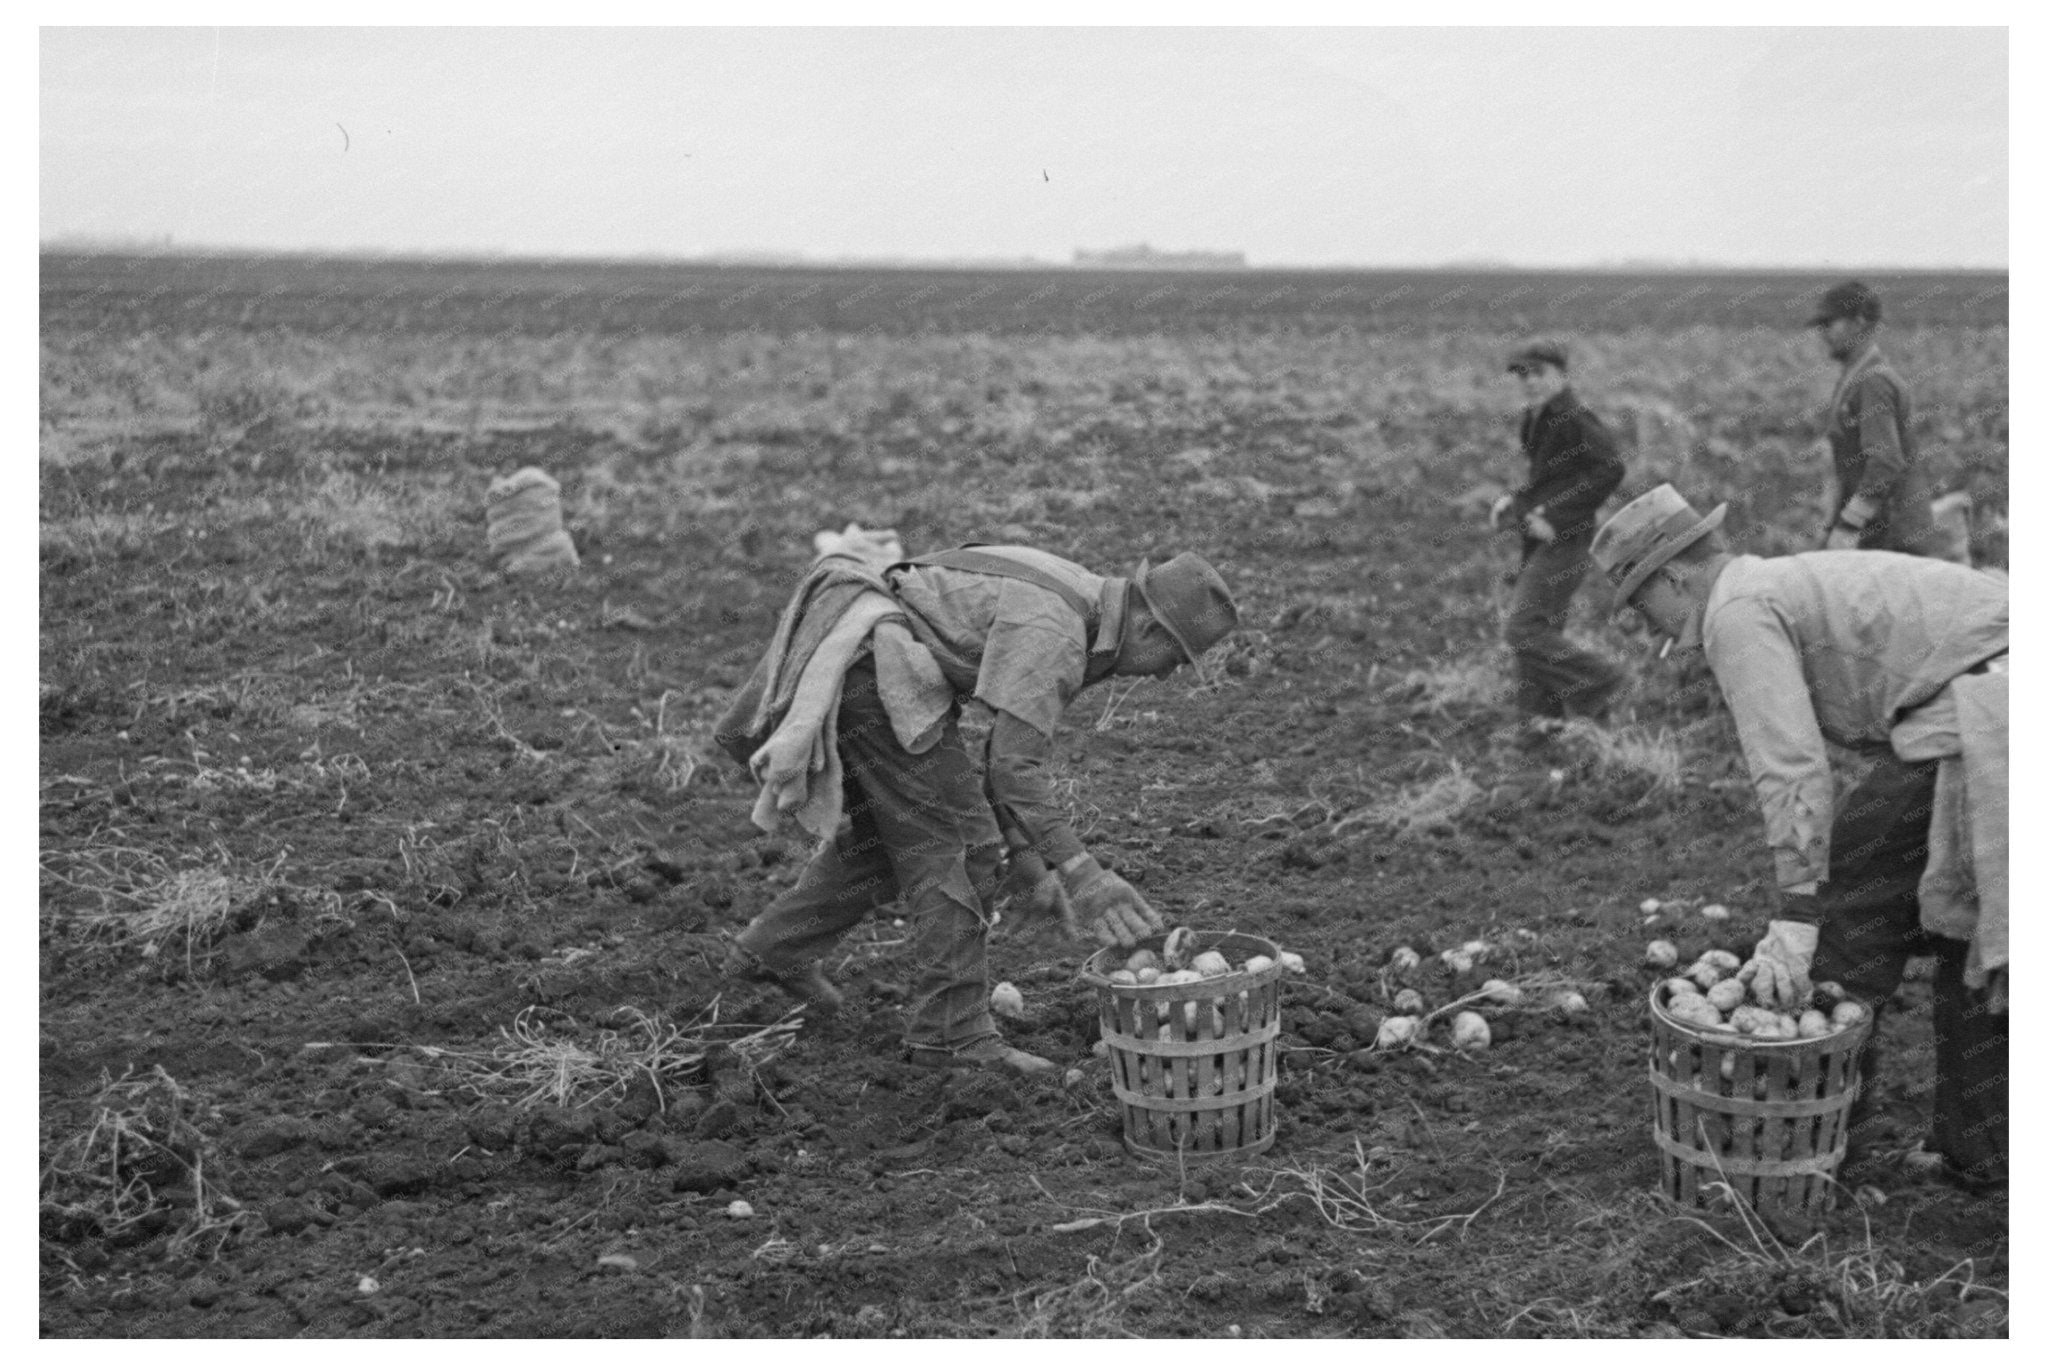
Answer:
[{"left": 39, "top": 26, "right": 2008, "bottom": 268}]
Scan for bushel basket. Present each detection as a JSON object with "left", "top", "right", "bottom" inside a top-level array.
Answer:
[
  {"left": 1081, "top": 931, "right": 1282, "bottom": 1163},
  {"left": 1648, "top": 982, "right": 1873, "bottom": 1215}
]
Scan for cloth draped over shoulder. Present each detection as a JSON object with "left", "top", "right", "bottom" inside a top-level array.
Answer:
[
  {"left": 713, "top": 555, "right": 952, "bottom": 840},
  {"left": 1892, "top": 661, "right": 2009, "bottom": 988}
]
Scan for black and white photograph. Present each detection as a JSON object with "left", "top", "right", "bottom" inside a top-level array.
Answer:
[{"left": 37, "top": 21, "right": 2012, "bottom": 1339}]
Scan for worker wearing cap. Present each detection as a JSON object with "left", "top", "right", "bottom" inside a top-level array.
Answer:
[
  {"left": 1592, "top": 486, "right": 2007, "bottom": 1189},
  {"left": 1809, "top": 281, "right": 1940, "bottom": 555},
  {"left": 715, "top": 543, "right": 1239, "bottom": 1077},
  {"left": 1489, "top": 340, "right": 1628, "bottom": 720}
]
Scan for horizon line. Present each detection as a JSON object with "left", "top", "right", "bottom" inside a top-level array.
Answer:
[{"left": 37, "top": 240, "right": 2010, "bottom": 276}]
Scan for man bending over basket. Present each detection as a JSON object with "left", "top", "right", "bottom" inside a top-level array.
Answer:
[
  {"left": 714, "top": 541, "right": 1239, "bottom": 1078},
  {"left": 1591, "top": 485, "right": 2007, "bottom": 1190}
]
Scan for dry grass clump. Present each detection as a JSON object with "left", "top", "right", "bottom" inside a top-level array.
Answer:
[
  {"left": 1652, "top": 1190, "right": 2008, "bottom": 1338},
  {"left": 1555, "top": 718, "right": 1687, "bottom": 798},
  {"left": 1357, "top": 763, "right": 1485, "bottom": 839},
  {"left": 39, "top": 1067, "right": 251, "bottom": 1260},
  {"left": 40, "top": 847, "right": 295, "bottom": 973},
  {"left": 429, "top": 1003, "right": 802, "bottom": 1112},
  {"left": 1388, "top": 651, "right": 1511, "bottom": 714}
]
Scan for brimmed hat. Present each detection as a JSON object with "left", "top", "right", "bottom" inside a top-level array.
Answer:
[
  {"left": 1590, "top": 485, "right": 1728, "bottom": 609},
  {"left": 1809, "top": 281, "right": 1882, "bottom": 327},
  {"left": 1505, "top": 339, "right": 1569, "bottom": 374},
  {"left": 1131, "top": 553, "right": 1238, "bottom": 667}
]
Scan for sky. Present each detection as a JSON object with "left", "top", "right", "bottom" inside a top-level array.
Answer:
[{"left": 40, "top": 25, "right": 2009, "bottom": 268}]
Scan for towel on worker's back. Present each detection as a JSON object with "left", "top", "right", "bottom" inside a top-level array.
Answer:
[
  {"left": 1895, "top": 665, "right": 2007, "bottom": 987},
  {"left": 714, "top": 555, "right": 952, "bottom": 839}
]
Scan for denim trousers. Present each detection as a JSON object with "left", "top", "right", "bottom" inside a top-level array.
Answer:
[
  {"left": 735, "top": 660, "right": 1004, "bottom": 1052},
  {"left": 1810, "top": 752, "right": 2007, "bottom": 1183},
  {"left": 1504, "top": 534, "right": 1623, "bottom": 717}
]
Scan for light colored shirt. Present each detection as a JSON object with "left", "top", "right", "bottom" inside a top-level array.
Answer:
[
  {"left": 1702, "top": 551, "right": 2008, "bottom": 889},
  {"left": 889, "top": 547, "right": 1126, "bottom": 865}
]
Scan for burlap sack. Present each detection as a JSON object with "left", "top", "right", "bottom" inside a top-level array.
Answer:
[{"left": 486, "top": 467, "right": 579, "bottom": 573}]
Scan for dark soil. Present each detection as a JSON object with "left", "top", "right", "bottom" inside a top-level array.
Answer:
[{"left": 39, "top": 258, "right": 2007, "bottom": 1338}]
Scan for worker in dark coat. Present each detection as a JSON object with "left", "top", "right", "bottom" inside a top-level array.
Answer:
[
  {"left": 1489, "top": 340, "right": 1628, "bottom": 721},
  {"left": 1809, "top": 281, "right": 1940, "bottom": 555}
]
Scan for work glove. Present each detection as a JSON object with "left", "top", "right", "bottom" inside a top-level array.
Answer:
[
  {"left": 1984, "top": 966, "right": 2007, "bottom": 1016},
  {"left": 1737, "top": 919, "right": 1820, "bottom": 1010},
  {"left": 1488, "top": 494, "right": 1516, "bottom": 532},
  {"left": 1059, "top": 854, "right": 1163, "bottom": 949},
  {"left": 1524, "top": 508, "right": 1557, "bottom": 544},
  {"left": 999, "top": 850, "right": 1079, "bottom": 939}
]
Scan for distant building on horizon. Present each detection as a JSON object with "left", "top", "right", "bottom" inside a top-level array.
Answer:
[{"left": 1073, "top": 243, "right": 1247, "bottom": 271}]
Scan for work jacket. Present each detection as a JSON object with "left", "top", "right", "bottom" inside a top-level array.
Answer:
[
  {"left": 1509, "top": 387, "right": 1626, "bottom": 541},
  {"left": 1824, "top": 345, "right": 1939, "bottom": 554}
]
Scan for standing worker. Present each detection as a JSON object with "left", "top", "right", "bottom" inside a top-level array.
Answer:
[
  {"left": 1809, "top": 280, "right": 1940, "bottom": 555},
  {"left": 1489, "top": 340, "right": 1628, "bottom": 722},
  {"left": 1592, "top": 485, "right": 2007, "bottom": 1190},
  {"left": 715, "top": 542, "right": 1239, "bottom": 1077}
]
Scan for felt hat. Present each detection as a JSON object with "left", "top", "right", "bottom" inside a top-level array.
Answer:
[
  {"left": 1590, "top": 484, "right": 1729, "bottom": 609},
  {"left": 1131, "top": 553, "right": 1238, "bottom": 666}
]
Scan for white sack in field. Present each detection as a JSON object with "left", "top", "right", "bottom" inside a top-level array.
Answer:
[{"left": 487, "top": 467, "right": 580, "bottom": 573}]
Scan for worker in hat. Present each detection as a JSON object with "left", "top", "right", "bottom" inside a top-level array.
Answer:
[
  {"left": 714, "top": 542, "right": 1239, "bottom": 1077},
  {"left": 1489, "top": 339, "right": 1629, "bottom": 722},
  {"left": 1592, "top": 485, "right": 2007, "bottom": 1189},
  {"left": 1808, "top": 281, "right": 1941, "bottom": 556}
]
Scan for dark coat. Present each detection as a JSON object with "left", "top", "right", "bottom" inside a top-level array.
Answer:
[
  {"left": 1826, "top": 351, "right": 1938, "bottom": 555},
  {"left": 1510, "top": 387, "right": 1626, "bottom": 541}
]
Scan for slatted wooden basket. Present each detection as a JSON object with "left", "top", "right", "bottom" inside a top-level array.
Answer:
[
  {"left": 1648, "top": 982, "right": 1872, "bottom": 1214},
  {"left": 1081, "top": 931, "right": 1282, "bottom": 1163}
]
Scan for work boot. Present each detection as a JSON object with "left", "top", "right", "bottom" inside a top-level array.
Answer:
[
  {"left": 720, "top": 941, "right": 844, "bottom": 1020},
  {"left": 906, "top": 1036, "right": 1058, "bottom": 1078}
]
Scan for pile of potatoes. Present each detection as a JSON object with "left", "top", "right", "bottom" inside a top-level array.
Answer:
[
  {"left": 1650, "top": 942, "right": 1870, "bottom": 1041},
  {"left": 1103, "top": 927, "right": 1304, "bottom": 988}
]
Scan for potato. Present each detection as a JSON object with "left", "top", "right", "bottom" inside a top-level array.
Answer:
[
  {"left": 1109, "top": 969, "right": 1138, "bottom": 986},
  {"left": 1550, "top": 990, "right": 1590, "bottom": 1015},
  {"left": 1831, "top": 1000, "right": 1870, "bottom": 1029},
  {"left": 1388, "top": 946, "right": 1422, "bottom": 973},
  {"left": 1644, "top": 940, "right": 1679, "bottom": 969},
  {"left": 1191, "top": 951, "right": 1232, "bottom": 979},
  {"left": 990, "top": 982, "right": 1026, "bottom": 1020},
  {"left": 1697, "top": 949, "right": 1741, "bottom": 973},
  {"left": 1705, "top": 979, "right": 1746, "bottom": 1014},
  {"left": 1666, "top": 996, "right": 1723, "bottom": 1030},
  {"left": 1699, "top": 903, "right": 1730, "bottom": 921},
  {"left": 1242, "top": 954, "right": 1276, "bottom": 975},
  {"left": 1451, "top": 1011, "right": 1491, "bottom": 1051},
  {"left": 1375, "top": 1015, "right": 1421, "bottom": 1049},
  {"left": 1135, "top": 966, "right": 1161, "bottom": 985},
  {"left": 1441, "top": 950, "right": 1476, "bottom": 975},
  {"left": 1685, "top": 961, "right": 1723, "bottom": 990},
  {"left": 1125, "top": 949, "right": 1161, "bottom": 974},
  {"left": 1729, "top": 1004, "right": 1774, "bottom": 1035},
  {"left": 1479, "top": 979, "right": 1523, "bottom": 1006},
  {"left": 1662, "top": 976, "right": 1700, "bottom": 998},
  {"left": 1393, "top": 988, "right": 1426, "bottom": 1015},
  {"left": 1797, "top": 1009, "right": 1831, "bottom": 1039},
  {"left": 1459, "top": 939, "right": 1491, "bottom": 960},
  {"left": 1277, "top": 951, "right": 1307, "bottom": 975}
]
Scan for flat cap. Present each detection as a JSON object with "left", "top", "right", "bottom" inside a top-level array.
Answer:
[{"left": 1505, "top": 339, "right": 1569, "bottom": 373}]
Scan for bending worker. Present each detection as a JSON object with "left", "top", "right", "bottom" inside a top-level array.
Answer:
[
  {"left": 1592, "top": 485, "right": 2007, "bottom": 1189},
  {"left": 715, "top": 541, "right": 1239, "bottom": 1077}
]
